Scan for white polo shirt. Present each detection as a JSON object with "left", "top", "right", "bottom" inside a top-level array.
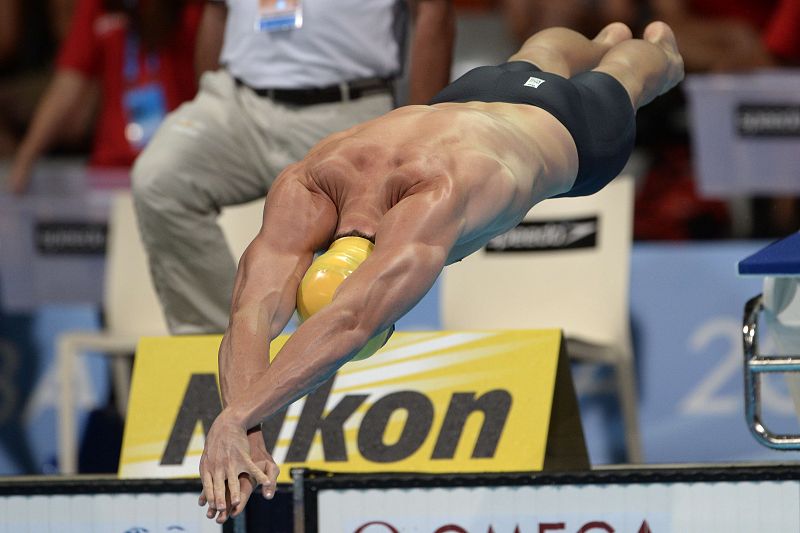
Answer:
[{"left": 216, "top": 0, "right": 407, "bottom": 88}]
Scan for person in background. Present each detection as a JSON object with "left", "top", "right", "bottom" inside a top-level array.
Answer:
[
  {"left": 131, "top": 0, "right": 455, "bottom": 335},
  {"left": 0, "top": 0, "right": 74, "bottom": 157},
  {"left": 651, "top": 0, "right": 800, "bottom": 72},
  {"left": 6, "top": 0, "right": 202, "bottom": 194},
  {"left": 635, "top": 0, "right": 800, "bottom": 239},
  {"left": 500, "top": 0, "right": 637, "bottom": 46}
]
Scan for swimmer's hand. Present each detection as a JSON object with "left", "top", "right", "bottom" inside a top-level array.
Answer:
[{"left": 199, "top": 411, "right": 280, "bottom": 524}]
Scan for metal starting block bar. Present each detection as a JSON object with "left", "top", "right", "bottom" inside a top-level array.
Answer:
[{"left": 740, "top": 232, "right": 800, "bottom": 449}]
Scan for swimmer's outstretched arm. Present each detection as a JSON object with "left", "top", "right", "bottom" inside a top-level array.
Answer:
[
  {"left": 224, "top": 181, "right": 463, "bottom": 430},
  {"left": 218, "top": 168, "right": 337, "bottom": 414},
  {"left": 200, "top": 180, "right": 463, "bottom": 520},
  {"left": 200, "top": 168, "right": 337, "bottom": 523}
]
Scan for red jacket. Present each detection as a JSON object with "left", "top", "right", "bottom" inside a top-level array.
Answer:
[{"left": 57, "top": 0, "right": 202, "bottom": 166}]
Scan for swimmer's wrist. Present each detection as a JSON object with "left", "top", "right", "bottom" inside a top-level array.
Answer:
[{"left": 222, "top": 405, "right": 250, "bottom": 431}]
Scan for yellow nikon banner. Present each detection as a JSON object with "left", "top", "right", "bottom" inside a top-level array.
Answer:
[{"left": 119, "top": 330, "right": 587, "bottom": 482}]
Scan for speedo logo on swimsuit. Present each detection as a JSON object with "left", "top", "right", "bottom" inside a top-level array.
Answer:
[
  {"left": 524, "top": 76, "right": 546, "bottom": 88},
  {"left": 485, "top": 217, "right": 599, "bottom": 252}
]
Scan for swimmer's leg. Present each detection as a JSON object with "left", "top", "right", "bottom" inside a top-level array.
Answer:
[
  {"left": 592, "top": 21, "right": 685, "bottom": 109},
  {"left": 508, "top": 23, "right": 633, "bottom": 77}
]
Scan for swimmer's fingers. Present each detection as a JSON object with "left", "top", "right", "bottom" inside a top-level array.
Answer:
[
  {"left": 227, "top": 465, "right": 242, "bottom": 510},
  {"left": 208, "top": 467, "right": 241, "bottom": 524},
  {"left": 259, "top": 458, "right": 279, "bottom": 500},
  {"left": 246, "top": 428, "right": 279, "bottom": 501},
  {"left": 231, "top": 473, "right": 255, "bottom": 517},
  {"left": 212, "top": 467, "right": 228, "bottom": 523},
  {"left": 200, "top": 468, "right": 216, "bottom": 520},
  {"left": 243, "top": 458, "right": 271, "bottom": 499}
]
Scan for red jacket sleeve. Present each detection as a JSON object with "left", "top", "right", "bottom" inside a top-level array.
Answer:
[
  {"left": 764, "top": 0, "right": 800, "bottom": 64},
  {"left": 56, "top": 0, "right": 101, "bottom": 76}
]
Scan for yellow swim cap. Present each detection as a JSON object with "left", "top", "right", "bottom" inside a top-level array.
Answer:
[{"left": 296, "top": 236, "right": 394, "bottom": 361}]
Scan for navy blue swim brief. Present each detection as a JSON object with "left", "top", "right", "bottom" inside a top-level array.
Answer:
[{"left": 429, "top": 61, "right": 636, "bottom": 198}]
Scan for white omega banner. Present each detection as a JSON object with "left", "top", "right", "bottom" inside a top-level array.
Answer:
[{"left": 317, "top": 481, "right": 800, "bottom": 533}]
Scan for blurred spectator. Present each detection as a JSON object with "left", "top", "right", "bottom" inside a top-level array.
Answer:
[
  {"left": 651, "top": 0, "right": 800, "bottom": 71},
  {"left": 51, "top": 0, "right": 82, "bottom": 42},
  {"left": 132, "top": 0, "right": 455, "bottom": 334},
  {"left": 500, "top": 0, "right": 638, "bottom": 45},
  {"left": 6, "top": 0, "right": 202, "bottom": 194},
  {"left": 634, "top": 0, "right": 800, "bottom": 239},
  {"left": 0, "top": 0, "right": 20, "bottom": 65},
  {"left": 0, "top": 0, "right": 70, "bottom": 157},
  {"left": 449, "top": 0, "right": 518, "bottom": 77},
  {"left": 452, "top": 0, "right": 497, "bottom": 10}
]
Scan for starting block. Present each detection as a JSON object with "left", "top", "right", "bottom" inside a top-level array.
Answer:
[{"left": 739, "top": 231, "right": 800, "bottom": 448}]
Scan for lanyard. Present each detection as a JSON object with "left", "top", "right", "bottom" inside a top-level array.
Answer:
[{"left": 124, "top": 33, "right": 161, "bottom": 84}]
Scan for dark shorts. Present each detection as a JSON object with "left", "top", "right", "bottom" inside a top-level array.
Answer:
[{"left": 429, "top": 61, "right": 636, "bottom": 198}]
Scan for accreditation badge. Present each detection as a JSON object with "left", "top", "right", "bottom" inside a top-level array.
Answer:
[
  {"left": 122, "top": 35, "right": 166, "bottom": 151},
  {"left": 123, "top": 83, "right": 166, "bottom": 150},
  {"left": 256, "top": 0, "right": 303, "bottom": 32}
]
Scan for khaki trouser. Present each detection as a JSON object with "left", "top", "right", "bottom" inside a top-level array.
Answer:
[{"left": 132, "top": 70, "right": 393, "bottom": 334}]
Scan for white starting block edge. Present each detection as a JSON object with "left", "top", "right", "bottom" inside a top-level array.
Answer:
[{"left": 295, "top": 465, "right": 800, "bottom": 533}]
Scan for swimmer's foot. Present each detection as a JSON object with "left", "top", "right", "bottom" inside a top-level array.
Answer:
[
  {"left": 643, "top": 21, "right": 685, "bottom": 96},
  {"left": 594, "top": 22, "right": 633, "bottom": 49}
]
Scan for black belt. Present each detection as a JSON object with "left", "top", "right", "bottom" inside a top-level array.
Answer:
[{"left": 236, "top": 77, "right": 393, "bottom": 106}]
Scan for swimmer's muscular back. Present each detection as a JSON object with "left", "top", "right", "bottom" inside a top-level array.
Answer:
[{"left": 290, "top": 102, "right": 580, "bottom": 260}]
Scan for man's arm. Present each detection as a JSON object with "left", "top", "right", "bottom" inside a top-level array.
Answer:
[
  {"left": 8, "top": 70, "right": 91, "bottom": 194},
  {"left": 218, "top": 168, "right": 337, "bottom": 411},
  {"left": 224, "top": 179, "right": 464, "bottom": 429},
  {"left": 195, "top": 1, "right": 227, "bottom": 79},
  {"left": 0, "top": 0, "right": 19, "bottom": 63},
  {"left": 202, "top": 167, "right": 338, "bottom": 523},
  {"left": 406, "top": 0, "right": 455, "bottom": 104},
  {"left": 202, "top": 176, "right": 464, "bottom": 521}
]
